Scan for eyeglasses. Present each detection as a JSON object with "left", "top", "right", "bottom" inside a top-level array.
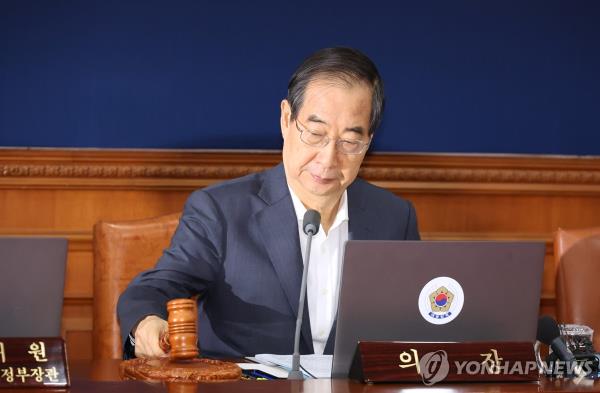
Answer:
[{"left": 295, "top": 119, "right": 371, "bottom": 155}]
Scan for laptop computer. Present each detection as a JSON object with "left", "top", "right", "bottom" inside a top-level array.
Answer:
[
  {"left": 331, "top": 240, "right": 545, "bottom": 377},
  {"left": 0, "top": 237, "right": 68, "bottom": 337}
]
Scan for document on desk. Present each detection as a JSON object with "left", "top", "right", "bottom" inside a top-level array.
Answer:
[
  {"left": 236, "top": 362, "right": 289, "bottom": 379},
  {"left": 249, "top": 354, "right": 332, "bottom": 379}
]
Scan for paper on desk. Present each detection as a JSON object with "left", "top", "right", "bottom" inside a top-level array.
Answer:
[
  {"left": 250, "top": 354, "right": 332, "bottom": 379},
  {"left": 236, "top": 362, "right": 289, "bottom": 379}
]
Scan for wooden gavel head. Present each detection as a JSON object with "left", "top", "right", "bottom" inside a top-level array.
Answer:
[{"left": 162, "top": 298, "right": 199, "bottom": 361}]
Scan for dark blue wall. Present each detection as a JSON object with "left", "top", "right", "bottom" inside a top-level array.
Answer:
[{"left": 1, "top": 1, "right": 599, "bottom": 154}]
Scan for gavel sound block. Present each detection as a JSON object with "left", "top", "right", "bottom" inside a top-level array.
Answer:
[{"left": 120, "top": 299, "right": 241, "bottom": 382}]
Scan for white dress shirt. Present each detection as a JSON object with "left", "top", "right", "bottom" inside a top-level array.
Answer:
[{"left": 288, "top": 187, "right": 349, "bottom": 354}]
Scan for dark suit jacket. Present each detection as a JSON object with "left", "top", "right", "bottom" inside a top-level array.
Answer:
[{"left": 117, "top": 163, "right": 420, "bottom": 358}]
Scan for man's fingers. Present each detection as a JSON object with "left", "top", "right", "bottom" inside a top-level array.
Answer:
[
  {"left": 135, "top": 335, "right": 167, "bottom": 358},
  {"left": 134, "top": 315, "right": 169, "bottom": 359}
]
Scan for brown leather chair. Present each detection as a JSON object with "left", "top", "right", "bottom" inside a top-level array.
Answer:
[
  {"left": 93, "top": 212, "right": 180, "bottom": 359},
  {"left": 554, "top": 226, "right": 600, "bottom": 343}
]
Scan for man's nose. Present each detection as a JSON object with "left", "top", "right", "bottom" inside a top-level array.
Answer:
[{"left": 316, "top": 139, "right": 338, "bottom": 167}]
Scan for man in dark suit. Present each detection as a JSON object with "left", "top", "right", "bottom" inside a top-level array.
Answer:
[{"left": 117, "top": 47, "right": 420, "bottom": 359}]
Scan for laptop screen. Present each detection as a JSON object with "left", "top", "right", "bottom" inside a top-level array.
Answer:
[
  {"left": 332, "top": 240, "right": 545, "bottom": 377},
  {"left": 0, "top": 237, "right": 68, "bottom": 337}
]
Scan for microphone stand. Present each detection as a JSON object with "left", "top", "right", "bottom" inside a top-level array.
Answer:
[{"left": 288, "top": 228, "right": 315, "bottom": 380}]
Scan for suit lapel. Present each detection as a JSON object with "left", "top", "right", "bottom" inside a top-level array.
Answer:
[
  {"left": 253, "top": 164, "right": 314, "bottom": 353},
  {"left": 347, "top": 179, "right": 373, "bottom": 241}
]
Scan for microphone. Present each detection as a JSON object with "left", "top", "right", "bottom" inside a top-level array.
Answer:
[
  {"left": 537, "top": 316, "right": 600, "bottom": 380},
  {"left": 303, "top": 210, "right": 320, "bottom": 235},
  {"left": 288, "top": 209, "right": 321, "bottom": 380},
  {"left": 537, "top": 315, "right": 575, "bottom": 363},
  {"left": 536, "top": 315, "right": 589, "bottom": 379}
]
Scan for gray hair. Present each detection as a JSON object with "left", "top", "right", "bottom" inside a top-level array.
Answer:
[{"left": 287, "top": 47, "right": 385, "bottom": 135}]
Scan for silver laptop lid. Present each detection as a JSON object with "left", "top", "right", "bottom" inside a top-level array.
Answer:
[
  {"left": 0, "top": 237, "right": 68, "bottom": 337},
  {"left": 332, "top": 240, "right": 545, "bottom": 377}
]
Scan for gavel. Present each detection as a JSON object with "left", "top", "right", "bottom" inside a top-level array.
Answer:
[
  {"left": 159, "top": 298, "right": 199, "bottom": 361},
  {"left": 120, "top": 298, "right": 241, "bottom": 382}
]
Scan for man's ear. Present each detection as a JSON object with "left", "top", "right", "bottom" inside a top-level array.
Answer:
[{"left": 280, "top": 99, "right": 291, "bottom": 139}]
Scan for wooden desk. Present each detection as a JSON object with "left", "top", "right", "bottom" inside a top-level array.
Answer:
[{"left": 13, "top": 359, "right": 600, "bottom": 393}]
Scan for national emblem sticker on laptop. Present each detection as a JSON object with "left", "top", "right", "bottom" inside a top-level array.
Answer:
[{"left": 418, "top": 276, "right": 464, "bottom": 325}]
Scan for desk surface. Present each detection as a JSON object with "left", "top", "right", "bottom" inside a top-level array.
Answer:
[{"left": 14, "top": 359, "right": 600, "bottom": 393}]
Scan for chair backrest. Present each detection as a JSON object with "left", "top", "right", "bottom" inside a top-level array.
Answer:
[
  {"left": 93, "top": 212, "right": 180, "bottom": 359},
  {"left": 554, "top": 226, "right": 600, "bottom": 343}
]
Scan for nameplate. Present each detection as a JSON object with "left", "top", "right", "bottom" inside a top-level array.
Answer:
[
  {"left": 0, "top": 337, "right": 69, "bottom": 388},
  {"left": 349, "top": 341, "right": 538, "bottom": 384}
]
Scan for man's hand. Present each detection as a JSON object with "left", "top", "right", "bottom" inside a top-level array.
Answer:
[{"left": 134, "top": 315, "right": 169, "bottom": 358}]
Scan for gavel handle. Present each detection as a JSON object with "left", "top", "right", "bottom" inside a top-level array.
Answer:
[{"left": 159, "top": 331, "right": 171, "bottom": 353}]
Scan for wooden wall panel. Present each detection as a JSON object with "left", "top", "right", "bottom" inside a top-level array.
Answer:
[{"left": 1, "top": 148, "right": 599, "bottom": 360}]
